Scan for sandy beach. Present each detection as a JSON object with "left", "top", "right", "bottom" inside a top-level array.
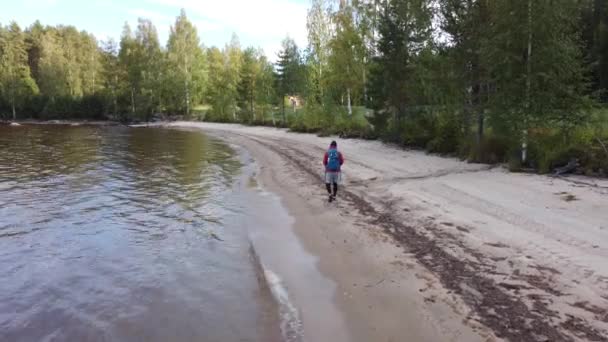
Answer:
[{"left": 168, "top": 121, "right": 608, "bottom": 342}]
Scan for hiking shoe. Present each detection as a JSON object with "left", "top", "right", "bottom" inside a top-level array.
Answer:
[{"left": 328, "top": 195, "right": 334, "bottom": 203}]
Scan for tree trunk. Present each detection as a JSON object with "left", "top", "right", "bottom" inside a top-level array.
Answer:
[
  {"left": 476, "top": 80, "right": 485, "bottom": 144},
  {"left": 347, "top": 88, "right": 352, "bottom": 116},
  {"left": 12, "top": 102, "right": 16, "bottom": 121},
  {"left": 185, "top": 79, "right": 190, "bottom": 118},
  {"left": 523, "top": 0, "right": 532, "bottom": 164},
  {"left": 131, "top": 88, "right": 136, "bottom": 115},
  {"left": 477, "top": 110, "right": 484, "bottom": 144},
  {"left": 363, "top": 57, "right": 368, "bottom": 106},
  {"left": 282, "top": 95, "right": 286, "bottom": 125},
  {"left": 250, "top": 89, "right": 254, "bottom": 119}
]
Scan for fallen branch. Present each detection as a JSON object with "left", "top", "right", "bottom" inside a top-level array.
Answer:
[
  {"left": 209, "top": 232, "right": 224, "bottom": 241},
  {"left": 365, "top": 278, "right": 385, "bottom": 288},
  {"left": 597, "top": 137, "right": 608, "bottom": 159}
]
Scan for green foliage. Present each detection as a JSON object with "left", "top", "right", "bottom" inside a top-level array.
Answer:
[
  {"left": 166, "top": 10, "right": 207, "bottom": 117},
  {"left": 464, "top": 134, "right": 512, "bottom": 165},
  {"left": 2, "top": 2, "right": 608, "bottom": 176},
  {"left": 526, "top": 126, "right": 608, "bottom": 174},
  {"left": 275, "top": 37, "right": 306, "bottom": 123},
  {"left": 0, "top": 22, "right": 39, "bottom": 119},
  {"left": 426, "top": 111, "right": 461, "bottom": 155},
  {"left": 327, "top": 2, "right": 366, "bottom": 114}
]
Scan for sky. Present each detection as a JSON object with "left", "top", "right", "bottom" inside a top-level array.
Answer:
[{"left": 0, "top": 0, "right": 309, "bottom": 61}]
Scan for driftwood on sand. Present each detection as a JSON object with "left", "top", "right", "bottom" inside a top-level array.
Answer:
[
  {"left": 553, "top": 158, "right": 580, "bottom": 176},
  {"left": 597, "top": 137, "right": 608, "bottom": 159}
]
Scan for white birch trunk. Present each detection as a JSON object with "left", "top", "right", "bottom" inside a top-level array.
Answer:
[
  {"left": 347, "top": 88, "right": 352, "bottom": 116},
  {"left": 131, "top": 88, "right": 136, "bottom": 114}
]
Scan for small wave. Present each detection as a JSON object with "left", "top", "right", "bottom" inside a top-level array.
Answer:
[
  {"left": 264, "top": 268, "right": 304, "bottom": 342},
  {"left": 250, "top": 244, "right": 304, "bottom": 342}
]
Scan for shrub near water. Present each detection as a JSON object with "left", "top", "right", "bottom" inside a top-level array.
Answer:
[
  {"left": 287, "top": 104, "right": 376, "bottom": 139},
  {"left": 527, "top": 127, "right": 608, "bottom": 176}
]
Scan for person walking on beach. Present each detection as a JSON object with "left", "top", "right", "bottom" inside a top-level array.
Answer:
[{"left": 323, "top": 140, "right": 344, "bottom": 203}]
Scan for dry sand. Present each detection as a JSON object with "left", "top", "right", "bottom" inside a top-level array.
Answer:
[{"left": 167, "top": 122, "right": 608, "bottom": 342}]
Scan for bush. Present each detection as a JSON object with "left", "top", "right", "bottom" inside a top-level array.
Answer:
[
  {"left": 526, "top": 127, "right": 608, "bottom": 175},
  {"left": 399, "top": 113, "right": 436, "bottom": 148},
  {"left": 463, "top": 134, "right": 511, "bottom": 164},
  {"left": 426, "top": 112, "right": 461, "bottom": 155}
]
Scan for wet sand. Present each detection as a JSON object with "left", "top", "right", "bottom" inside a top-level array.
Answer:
[{"left": 169, "top": 121, "right": 608, "bottom": 342}]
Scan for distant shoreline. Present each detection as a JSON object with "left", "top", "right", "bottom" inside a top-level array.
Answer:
[{"left": 1, "top": 119, "right": 123, "bottom": 126}]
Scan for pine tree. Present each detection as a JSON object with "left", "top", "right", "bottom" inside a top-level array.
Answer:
[
  {"left": 484, "top": 0, "right": 590, "bottom": 133},
  {"left": 276, "top": 37, "right": 303, "bottom": 123},
  {"left": 440, "top": 0, "right": 492, "bottom": 142},
  {"left": 372, "top": 0, "right": 433, "bottom": 122},
  {"left": 581, "top": 0, "right": 608, "bottom": 102}
]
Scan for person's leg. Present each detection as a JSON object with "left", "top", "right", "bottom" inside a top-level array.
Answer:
[
  {"left": 325, "top": 173, "right": 334, "bottom": 201},
  {"left": 332, "top": 182, "right": 338, "bottom": 197}
]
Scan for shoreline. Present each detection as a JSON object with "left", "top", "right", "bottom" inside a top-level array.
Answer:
[
  {"left": 177, "top": 123, "right": 499, "bottom": 342},
  {"left": 169, "top": 121, "right": 608, "bottom": 342},
  {"left": 6, "top": 121, "right": 607, "bottom": 340},
  {"left": 1, "top": 119, "right": 124, "bottom": 126}
]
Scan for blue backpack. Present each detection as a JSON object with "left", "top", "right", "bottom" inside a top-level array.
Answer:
[{"left": 327, "top": 149, "right": 340, "bottom": 171}]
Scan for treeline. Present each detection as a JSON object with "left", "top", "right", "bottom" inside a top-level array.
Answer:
[
  {"left": 0, "top": 10, "right": 280, "bottom": 122},
  {"left": 1, "top": 1, "right": 608, "bottom": 173}
]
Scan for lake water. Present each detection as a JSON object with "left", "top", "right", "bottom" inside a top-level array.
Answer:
[{"left": 0, "top": 125, "right": 287, "bottom": 342}]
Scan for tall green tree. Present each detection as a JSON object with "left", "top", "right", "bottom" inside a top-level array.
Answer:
[
  {"left": 484, "top": 0, "right": 590, "bottom": 134},
  {"left": 118, "top": 23, "right": 138, "bottom": 115},
  {"left": 166, "top": 10, "right": 207, "bottom": 117},
  {"left": 0, "top": 22, "right": 39, "bottom": 120},
  {"left": 225, "top": 34, "right": 243, "bottom": 121},
  {"left": 306, "top": 0, "right": 333, "bottom": 104},
  {"left": 581, "top": 0, "right": 608, "bottom": 102},
  {"left": 206, "top": 46, "right": 232, "bottom": 121},
  {"left": 440, "top": 0, "right": 492, "bottom": 142},
  {"left": 118, "top": 19, "right": 163, "bottom": 120},
  {"left": 100, "top": 39, "right": 125, "bottom": 118},
  {"left": 79, "top": 31, "right": 102, "bottom": 96},
  {"left": 371, "top": 0, "right": 433, "bottom": 122},
  {"left": 328, "top": 1, "right": 367, "bottom": 115},
  {"left": 37, "top": 28, "right": 69, "bottom": 100},
  {"left": 255, "top": 53, "right": 277, "bottom": 124},
  {"left": 276, "top": 37, "right": 304, "bottom": 123},
  {"left": 238, "top": 47, "right": 260, "bottom": 122},
  {"left": 25, "top": 20, "right": 45, "bottom": 85}
]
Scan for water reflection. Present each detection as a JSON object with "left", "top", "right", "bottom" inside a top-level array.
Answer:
[{"left": 0, "top": 125, "right": 276, "bottom": 342}]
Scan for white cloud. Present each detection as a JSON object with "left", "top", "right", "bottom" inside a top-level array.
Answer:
[{"left": 147, "top": 0, "right": 308, "bottom": 59}]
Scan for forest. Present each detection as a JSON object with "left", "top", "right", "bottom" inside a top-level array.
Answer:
[{"left": 1, "top": 0, "right": 608, "bottom": 174}]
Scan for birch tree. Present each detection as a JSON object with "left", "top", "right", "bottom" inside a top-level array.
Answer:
[{"left": 167, "top": 10, "right": 207, "bottom": 117}]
